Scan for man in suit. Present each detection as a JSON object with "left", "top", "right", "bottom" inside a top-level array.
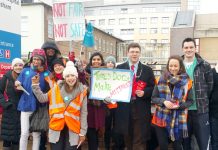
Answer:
[{"left": 114, "top": 43, "right": 155, "bottom": 150}]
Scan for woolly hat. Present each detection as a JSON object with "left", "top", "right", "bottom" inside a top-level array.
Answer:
[
  {"left": 31, "top": 49, "right": 47, "bottom": 63},
  {"left": 105, "top": 56, "right": 116, "bottom": 66},
  {"left": 51, "top": 58, "right": 65, "bottom": 70},
  {"left": 12, "top": 58, "right": 24, "bottom": 68},
  {"left": 63, "top": 61, "right": 78, "bottom": 78}
]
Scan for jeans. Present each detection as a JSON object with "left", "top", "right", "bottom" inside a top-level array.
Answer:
[
  {"left": 210, "top": 116, "right": 218, "bottom": 150},
  {"left": 183, "top": 111, "right": 211, "bottom": 150},
  {"left": 19, "top": 111, "right": 41, "bottom": 150}
]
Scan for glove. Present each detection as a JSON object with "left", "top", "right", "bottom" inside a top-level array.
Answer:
[
  {"left": 15, "top": 81, "right": 22, "bottom": 90},
  {"left": 103, "top": 97, "right": 112, "bottom": 104}
]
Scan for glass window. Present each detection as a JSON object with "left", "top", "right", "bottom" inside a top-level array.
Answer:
[
  {"left": 129, "top": 18, "right": 136, "bottom": 24},
  {"left": 120, "top": 29, "right": 134, "bottom": 35},
  {"left": 99, "top": 19, "right": 105, "bottom": 25},
  {"left": 164, "top": 7, "right": 180, "bottom": 12},
  {"left": 140, "top": 17, "right": 147, "bottom": 24},
  {"left": 100, "top": 9, "right": 114, "bottom": 15},
  {"left": 140, "top": 28, "right": 147, "bottom": 34},
  {"left": 119, "top": 18, "right": 127, "bottom": 25},
  {"left": 150, "top": 28, "right": 158, "bottom": 34},
  {"left": 162, "top": 17, "right": 169, "bottom": 24},
  {"left": 150, "top": 39, "right": 157, "bottom": 44},
  {"left": 161, "top": 39, "right": 169, "bottom": 43},
  {"left": 108, "top": 19, "right": 115, "bottom": 25},
  {"left": 161, "top": 28, "right": 169, "bottom": 34},
  {"left": 142, "top": 7, "right": 156, "bottom": 13},
  {"left": 121, "top": 8, "right": 128, "bottom": 14},
  {"left": 139, "top": 39, "right": 147, "bottom": 43},
  {"left": 151, "top": 17, "right": 158, "bottom": 24}
]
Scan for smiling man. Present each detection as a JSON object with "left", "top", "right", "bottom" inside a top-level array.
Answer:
[
  {"left": 114, "top": 43, "right": 155, "bottom": 150},
  {"left": 181, "top": 38, "right": 213, "bottom": 150}
]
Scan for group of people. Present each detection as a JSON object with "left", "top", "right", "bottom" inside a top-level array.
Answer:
[{"left": 0, "top": 37, "right": 217, "bottom": 150}]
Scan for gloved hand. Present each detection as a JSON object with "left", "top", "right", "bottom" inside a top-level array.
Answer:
[
  {"left": 15, "top": 81, "right": 22, "bottom": 90},
  {"left": 32, "top": 74, "right": 40, "bottom": 85},
  {"left": 103, "top": 97, "right": 112, "bottom": 104}
]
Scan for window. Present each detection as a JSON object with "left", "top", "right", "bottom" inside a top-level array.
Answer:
[
  {"left": 102, "top": 40, "right": 105, "bottom": 52},
  {"left": 108, "top": 19, "right": 115, "bottom": 25},
  {"left": 195, "top": 38, "right": 200, "bottom": 52},
  {"left": 121, "top": 8, "right": 128, "bottom": 14},
  {"left": 119, "top": 18, "right": 127, "bottom": 25},
  {"left": 161, "top": 28, "right": 169, "bottom": 34},
  {"left": 139, "top": 28, "right": 147, "bottom": 34},
  {"left": 150, "top": 39, "right": 157, "bottom": 44},
  {"left": 188, "top": 0, "right": 200, "bottom": 11},
  {"left": 21, "top": 16, "right": 29, "bottom": 37},
  {"left": 120, "top": 29, "right": 134, "bottom": 35},
  {"left": 150, "top": 28, "right": 158, "bottom": 34},
  {"left": 139, "top": 39, "right": 147, "bottom": 43},
  {"left": 129, "top": 18, "right": 136, "bottom": 24},
  {"left": 162, "top": 17, "right": 169, "bottom": 24},
  {"left": 99, "top": 19, "right": 105, "bottom": 25},
  {"left": 48, "top": 17, "right": 53, "bottom": 38},
  {"left": 89, "top": 20, "right": 95, "bottom": 25},
  {"left": 161, "top": 39, "right": 169, "bottom": 43},
  {"left": 142, "top": 7, "right": 156, "bottom": 13},
  {"left": 151, "top": 17, "right": 158, "bottom": 24},
  {"left": 98, "top": 38, "right": 102, "bottom": 50},
  {"left": 140, "top": 18, "right": 147, "bottom": 24},
  {"left": 85, "top": 10, "right": 94, "bottom": 16},
  {"left": 164, "top": 7, "right": 180, "bottom": 12},
  {"left": 100, "top": 9, "right": 114, "bottom": 15}
]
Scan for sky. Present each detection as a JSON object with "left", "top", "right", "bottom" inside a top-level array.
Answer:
[{"left": 199, "top": 0, "right": 218, "bottom": 14}]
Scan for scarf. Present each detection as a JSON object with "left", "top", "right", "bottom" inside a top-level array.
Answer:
[{"left": 155, "top": 73, "right": 189, "bottom": 141}]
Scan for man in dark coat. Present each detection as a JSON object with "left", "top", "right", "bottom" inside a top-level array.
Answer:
[
  {"left": 41, "top": 41, "right": 61, "bottom": 71},
  {"left": 114, "top": 43, "right": 155, "bottom": 150}
]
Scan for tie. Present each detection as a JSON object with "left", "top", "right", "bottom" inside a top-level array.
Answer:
[{"left": 131, "top": 65, "right": 136, "bottom": 98}]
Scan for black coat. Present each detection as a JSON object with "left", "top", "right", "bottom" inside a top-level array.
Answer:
[
  {"left": 114, "top": 61, "right": 155, "bottom": 141},
  {"left": 0, "top": 70, "right": 22, "bottom": 142}
]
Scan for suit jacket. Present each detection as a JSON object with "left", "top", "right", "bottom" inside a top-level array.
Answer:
[{"left": 114, "top": 61, "right": 155, "bottom": 141}]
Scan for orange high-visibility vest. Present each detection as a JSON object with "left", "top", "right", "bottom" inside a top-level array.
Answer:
[{"left": 47, "top": 84, "right": 87, "bottom": 133}]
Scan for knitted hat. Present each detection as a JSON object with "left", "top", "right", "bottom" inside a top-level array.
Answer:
[
  {"left": 105, "top": 56, "right": 116, "bottom": 66},
  {"left": 63, "top": 61, "right": 78, "bottom": 78},
  {"left": 31, "top": 49, "right": 47, "bottom": 63},
  {"left": 51, "top": 58, "right": 65, "bottom": 70},
  {"left": 12, "top": 58, "right": 24, "bottom": 68}
]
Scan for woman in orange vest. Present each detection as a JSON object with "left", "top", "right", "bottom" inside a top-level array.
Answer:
[
  {"left": 31, "top": 61, "right": 87, "bottom": 150},
  {"left": 151, "top": 55, "right": 193, "bottom": 150}
]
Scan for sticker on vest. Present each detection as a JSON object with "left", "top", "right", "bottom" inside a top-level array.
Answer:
[{"left": 64, "top": 96, "right": 70, "bottom": 101}]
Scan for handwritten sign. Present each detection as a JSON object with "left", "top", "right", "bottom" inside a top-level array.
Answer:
[
  {"left": 89, "top": 68, "right": 134, "bottom": 103},
  {"left": 53, "top": 2, "right": 85, "bottom": 41}
]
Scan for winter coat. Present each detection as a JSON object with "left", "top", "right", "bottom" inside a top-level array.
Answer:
[
  {"left": 0, "top": 70, "right": 22, "bottom": 142},
  {"left": 114, "top": 61, "right": 155, "bottom": 141},
  {"left": 182, "top": 53, "right": 213, "bottom": 114}
]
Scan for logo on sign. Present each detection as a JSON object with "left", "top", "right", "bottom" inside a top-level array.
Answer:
[
  {"left": 5, "top": 50, "right": 10, "bottom": 58},
  {"left": 0, "top": 49, "right": 3, "bottom": 58}
]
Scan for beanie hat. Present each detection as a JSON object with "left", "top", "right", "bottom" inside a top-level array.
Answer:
[
  {"left": 12, "top": 58, "right": 24, "bottom": 68},
  {"left": 51, "top": 58, "right": 65, "bottom": 70},
  {"left": 63, "top": 61, "right": 78, "bottom": 78},
  {"left": 105, "top": 56, "right": 116, "bottom": 66},
  {"left": 31, "top": 49, "right": 47, "bottom": 63}
]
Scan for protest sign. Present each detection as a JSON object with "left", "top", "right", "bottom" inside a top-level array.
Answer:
[
  {"left": 53, "top": 2, "right": 85, "bottom": 41},
  {"left": 89, "top": 68, "right": 134, "bottom": 103}
]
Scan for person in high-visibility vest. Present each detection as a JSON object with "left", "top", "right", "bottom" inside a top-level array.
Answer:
[
  {"left": 32, "top": 61, "right": 87, "bottom": 150},
  {"left": 151, "top": 55, "right": 193, "bottom": 150}
]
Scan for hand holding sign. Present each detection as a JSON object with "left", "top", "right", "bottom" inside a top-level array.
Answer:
[{"left": 32, "top": 74, "right": 40, "bottom": 85}]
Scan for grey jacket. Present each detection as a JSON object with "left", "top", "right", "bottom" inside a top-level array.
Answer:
[
  {"left": 32, "top": 81, "right": 87, "bottom": 146},
  {"left": 182, "top": 54, "right": 213, "bottom": 114}
]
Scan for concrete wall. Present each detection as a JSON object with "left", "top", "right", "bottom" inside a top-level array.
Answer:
[{"left": 199, "top": 38, "right": 218, "bottom": 63}]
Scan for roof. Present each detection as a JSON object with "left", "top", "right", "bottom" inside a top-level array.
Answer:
[{"left": 173, "top": 11, "right": 195, "bottom": 28}]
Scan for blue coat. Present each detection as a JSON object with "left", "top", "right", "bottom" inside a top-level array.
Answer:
[{"left": 17, "top": 67, "right": 50, "bottom": 112}]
